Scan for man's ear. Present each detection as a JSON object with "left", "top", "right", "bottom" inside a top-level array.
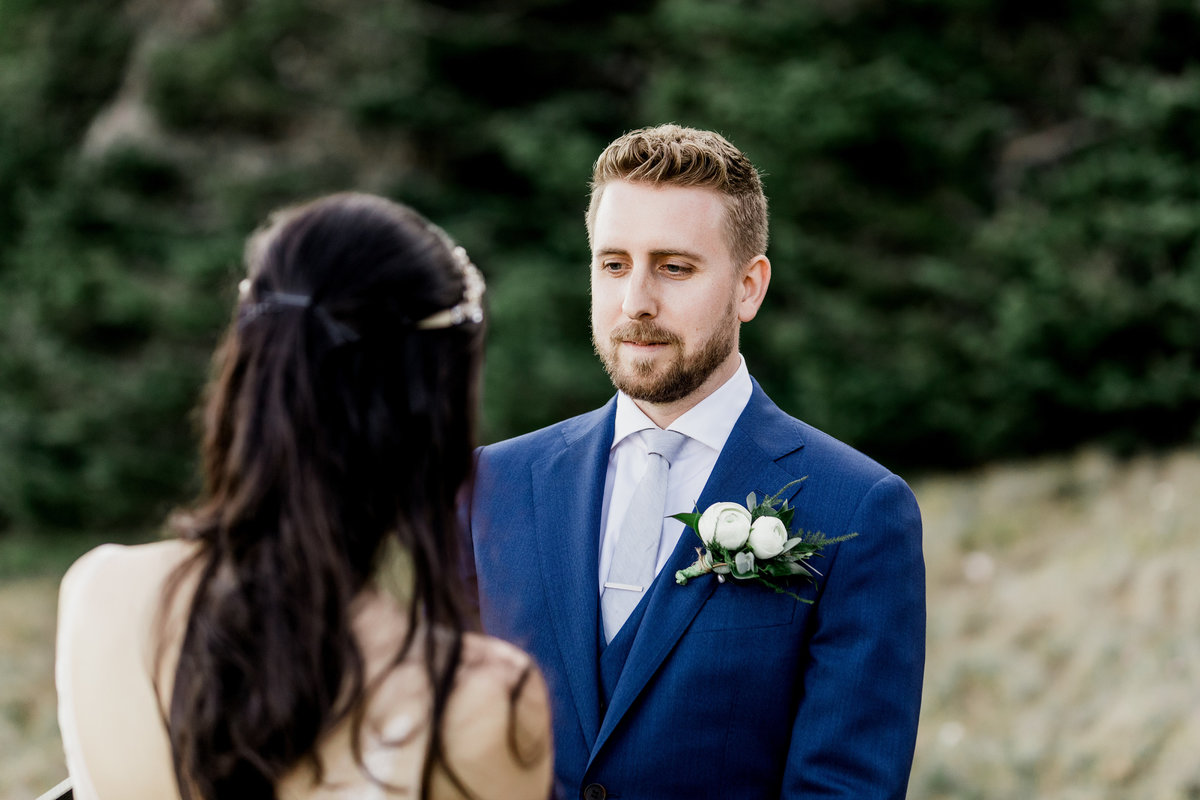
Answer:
[{"left": 737, "top": 255, "right": 771, "bottom": 323}]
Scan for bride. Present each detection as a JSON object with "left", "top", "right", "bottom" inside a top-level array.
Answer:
[{"left": 54, "top": 193, "right": 552, "bottom": 800}]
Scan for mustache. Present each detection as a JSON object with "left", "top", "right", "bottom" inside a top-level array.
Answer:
[{"left": 608, "top": 322, "right": 681, "bottom": 346}]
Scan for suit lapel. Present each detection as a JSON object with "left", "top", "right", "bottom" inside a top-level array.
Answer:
[
  {"left": 531, "top": 400, "right": 616, "bottom": 747},
  {"left": 591, "top": 382, "right": 807, "bottom": 757}
]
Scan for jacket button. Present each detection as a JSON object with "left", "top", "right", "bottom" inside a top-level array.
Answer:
[{"left": 582, "top": 783, "right": 607, "bottom": 800}]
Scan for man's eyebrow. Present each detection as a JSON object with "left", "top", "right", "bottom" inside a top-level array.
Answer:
[
  {"left": 592, "top": 247, "right": 630, "bottom": 259},
  {"left": 592, "top": 247, "right": 707, "bottom": 262},
  {"left": 649, "top": 248, "right": 706, "bottom": 262}
]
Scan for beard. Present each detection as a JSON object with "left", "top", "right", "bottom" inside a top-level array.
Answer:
[{"left": 593, "top": 304, "right": 738, "bottom": 405}]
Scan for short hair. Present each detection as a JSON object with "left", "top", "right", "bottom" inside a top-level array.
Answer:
[{"left": 586, "top": 124, "right": 769, "bottom": 269}]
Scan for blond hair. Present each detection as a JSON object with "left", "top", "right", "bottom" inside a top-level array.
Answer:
[{"left": 586, "top": 124, "right": 769, "bottom": 269}]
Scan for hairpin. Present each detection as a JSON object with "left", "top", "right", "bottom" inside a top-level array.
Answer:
[
  {"left": 237, "top": 291, "right": 312, "bottom": 327},
  {"left": 237, "top": 290, "right": 359, "bottom": 346}
]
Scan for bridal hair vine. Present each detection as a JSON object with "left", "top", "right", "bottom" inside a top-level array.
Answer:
[{"left": 415, "top": 244, "right": 486, "bottom": 330}]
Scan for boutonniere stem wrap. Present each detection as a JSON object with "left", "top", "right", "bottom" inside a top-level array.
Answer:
[{"left": 672, "top": 478, "right": 857, "bottom": 601}]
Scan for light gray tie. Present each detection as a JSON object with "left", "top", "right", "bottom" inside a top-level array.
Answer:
[{"left": 602, "top": 429, "right": 689, "bottom": 643}]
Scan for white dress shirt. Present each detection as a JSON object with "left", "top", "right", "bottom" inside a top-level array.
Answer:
[{"left": 597, "top": 355, "right": 753, "bottom": 594}]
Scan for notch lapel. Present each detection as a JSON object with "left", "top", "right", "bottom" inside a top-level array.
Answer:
[
  {"left": 591, "top": 383, "right": 807, "bottom": 758},
  {"left": 530, "top": 401, "right": 616, "bottom": 747}
]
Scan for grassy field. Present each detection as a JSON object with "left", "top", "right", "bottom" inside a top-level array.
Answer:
[
  {"left": 911, "top": 446, "right": 1200, "bottom": 799},
  {"left": 2, "top": 446, "right": 1198, "bottom": 799}
]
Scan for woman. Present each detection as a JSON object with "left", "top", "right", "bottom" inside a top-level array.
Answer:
[{"left": 54, "top": 193, "right": 552, "bottom": 800}]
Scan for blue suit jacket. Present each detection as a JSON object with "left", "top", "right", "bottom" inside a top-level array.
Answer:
[{"left": 466, "top": 381, "right": 925, "bottom": 799}]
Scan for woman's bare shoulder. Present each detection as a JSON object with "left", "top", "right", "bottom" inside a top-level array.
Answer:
[
  {"left": 455, "top": 632, "right": 551, "bottom": 755},
  {"left": 460, "top": 630, "right": 539, "bottom": 672},
  {"left": 433, "top": 633, "right": 552, "bottom": 800}
]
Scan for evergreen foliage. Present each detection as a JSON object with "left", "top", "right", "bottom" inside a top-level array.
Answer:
[{"left": 1, "top": 0, "right": 1197, "bottom": 532}]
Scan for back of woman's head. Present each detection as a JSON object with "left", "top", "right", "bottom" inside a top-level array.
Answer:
[{"left": 167, "top": 193, "right": 485, "bottom": 800}]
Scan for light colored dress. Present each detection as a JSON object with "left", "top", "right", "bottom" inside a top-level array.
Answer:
[{"left": 55, "top": 541, "right": 552, "bottom": 800}]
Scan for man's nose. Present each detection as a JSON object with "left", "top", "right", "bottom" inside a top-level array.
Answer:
[{"left": 621, "top": 265, "right": 657, "bottom": 320}]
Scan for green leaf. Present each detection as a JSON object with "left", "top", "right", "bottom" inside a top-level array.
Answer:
[
  {"left": 733, "top": 550, "right": 756, "bottom": 577},
  {"left": 787, "top": 562, "right": 813, "bottom": 577},
  {"left": 779, "top": 507, "right": 796, "bottom": 529},
  {"left": 670, "top": 511, "right": 703, "bottom": 531},
  {"left": 780, "top": 536, "right": 804, "bottom": 554},
  {"left": 746, "top": 491, "right": 757, "bottom": 509}
]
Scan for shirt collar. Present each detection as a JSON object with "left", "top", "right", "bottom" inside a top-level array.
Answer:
[{"left": 612, "top": 355, "right": 752, "bottom": 453}]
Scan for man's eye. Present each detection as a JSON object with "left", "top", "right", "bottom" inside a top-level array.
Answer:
[
  {"left": 601, "top": 261, "right": 624, "bottom": 272},
  {"left": 663, "top": 263, "right": 690, "bottom": 275}
]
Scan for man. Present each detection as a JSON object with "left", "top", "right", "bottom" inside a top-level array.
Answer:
[{"left": 466, "top": 124, "right": 925, "bottom": 799}]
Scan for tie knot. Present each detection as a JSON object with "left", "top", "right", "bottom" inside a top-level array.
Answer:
[{"left": 642, "top": 429, "right": 688, "bottom": 466}]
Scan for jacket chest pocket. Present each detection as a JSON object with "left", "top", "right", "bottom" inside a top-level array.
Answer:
[{"left": 688, "top": 582, "right": 805, "bottom": 632}]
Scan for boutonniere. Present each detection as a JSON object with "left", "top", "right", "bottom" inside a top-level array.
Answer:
[{"left": 672, "top": 478, "right": 856, "bottom": 601}]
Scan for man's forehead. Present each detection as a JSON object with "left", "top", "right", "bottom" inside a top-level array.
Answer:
[{"left": 591, "top": 195, "right": 730, "bottom": 265}]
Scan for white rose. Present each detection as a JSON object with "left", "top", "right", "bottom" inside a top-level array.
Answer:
[
  {"left": 698, "top": 502, "right": 752, "bottom": 550},
  {"left": 748, "top": 516, "right": 788, "bottom": 560}
]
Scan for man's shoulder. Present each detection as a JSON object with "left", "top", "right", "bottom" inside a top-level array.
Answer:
[
  {"left": 792, "top": 415, "right": 892, "bottom": 478},
  {"left": 752, "top": 393, "right": 919, "bottom": 536},
  {"left": 748, "top": 383, "right": 897, "bottom": 485}
]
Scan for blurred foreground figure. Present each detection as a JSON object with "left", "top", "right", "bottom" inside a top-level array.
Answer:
[
  {"left": 466, "top": 125, "right": 925, "bottom": 799},
  {"left": 55, "top": 193, "right": 552, "bottom": 800}
]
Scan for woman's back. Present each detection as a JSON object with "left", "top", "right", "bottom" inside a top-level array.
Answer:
[
  {"left": 57, "top": 542, "right": 552, "bottom": 800},
  {"left": 54, "top": 193, "right": 549, "bottom": 799}
]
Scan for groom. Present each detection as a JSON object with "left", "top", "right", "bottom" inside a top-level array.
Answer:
[{"left": 466, "top": 124, "right": 925, "bottom": 799}]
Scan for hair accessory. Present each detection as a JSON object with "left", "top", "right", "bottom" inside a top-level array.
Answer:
[
  {"left": 415, "top": 246, "right": 486, "bottom": 330},
  {"left": 238, "top": 289, "right": 360, "bottom": 345},
  {"left": 238, "top": 291, "right": 312, "bottom": 327}
]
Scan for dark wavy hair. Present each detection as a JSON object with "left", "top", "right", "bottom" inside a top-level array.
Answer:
[{"left": 160, "top": 193, "right": 488, "bottom": 800}]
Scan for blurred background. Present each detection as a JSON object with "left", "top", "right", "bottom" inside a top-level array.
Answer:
[{"left": 1, "top": 0, "right": 1197, "bottom": 797}]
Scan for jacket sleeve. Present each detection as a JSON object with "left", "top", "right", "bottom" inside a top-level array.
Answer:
[{"left": 782, "top": 473, "right": 926, "bottom": 799}]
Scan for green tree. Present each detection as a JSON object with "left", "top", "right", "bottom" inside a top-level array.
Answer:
[{"left": 2, "top": 0, "right": 1198, "bottom": 534}]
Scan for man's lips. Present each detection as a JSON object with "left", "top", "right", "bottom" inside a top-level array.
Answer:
[{"left": 610, "top": 324, "right": 679, "bottom": 349}]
